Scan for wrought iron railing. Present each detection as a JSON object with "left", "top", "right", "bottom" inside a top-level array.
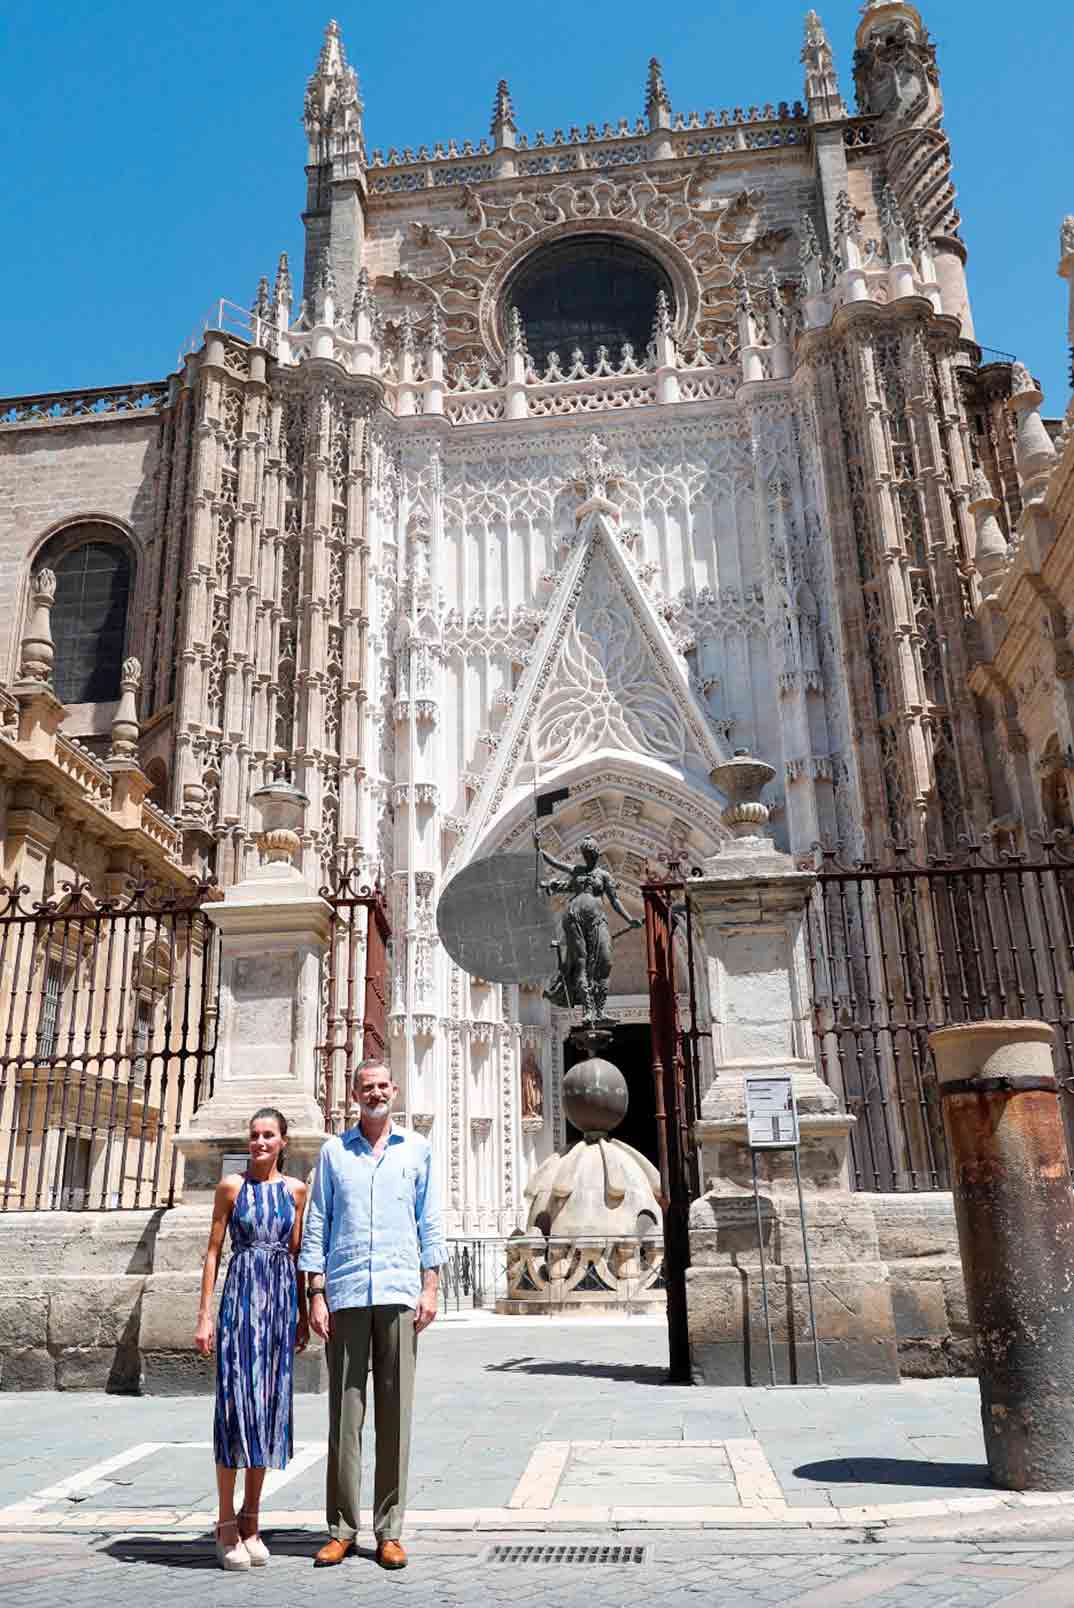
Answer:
[
  {"left": 807, "top": 838, "right": 1074, "bottom": 1193},
  {"left": 0, "top": 878, "right": 220, "bottom": 1211}
]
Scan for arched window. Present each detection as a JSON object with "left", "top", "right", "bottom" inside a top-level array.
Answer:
[
  {"left": 33, "top": 527, "right": 133, "bottom": 705},
  {"left": 507, "top": 235, "right": 673, "bottom": 372}
]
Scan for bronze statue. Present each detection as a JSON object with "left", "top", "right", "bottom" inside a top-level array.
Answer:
[{"left": 534, "top": 833, "right": 642, "bottom": 1022}]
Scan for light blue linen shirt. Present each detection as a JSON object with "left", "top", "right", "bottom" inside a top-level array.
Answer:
[{"left": 298, "top": 1125, "right": 446, "bottom": 1311}]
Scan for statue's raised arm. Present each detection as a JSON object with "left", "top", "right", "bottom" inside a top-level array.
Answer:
[{"left": 533, "top": 831, "right": 575, "bottom": 877}]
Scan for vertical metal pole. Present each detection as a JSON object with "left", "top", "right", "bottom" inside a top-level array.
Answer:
[
  {"left": 792, "top": 1148, "right": 824, "bottom": 1387},
  {"left": 751, "top": 1148, "right": 778, "bottom": 1387}
]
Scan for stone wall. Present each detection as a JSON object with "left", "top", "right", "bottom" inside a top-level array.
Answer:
[
  {"left": 0, "top": 1206, "right": 325, "bottom": 1395},
  {"left": 872, "top": 1193, "right": 975, "bottom": 1378}
]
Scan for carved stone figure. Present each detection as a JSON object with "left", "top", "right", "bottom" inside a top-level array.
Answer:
[
  {"left": 520, "top": 1047, "right": 544, "bottom": 1119},
  {"left": 535, "top": 833, "right": 642, "bottom": 1021}
]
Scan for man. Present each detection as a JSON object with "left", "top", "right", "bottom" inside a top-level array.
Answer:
[{"left": 300, "top": 1060, "right": 445, "bottom": 1571}]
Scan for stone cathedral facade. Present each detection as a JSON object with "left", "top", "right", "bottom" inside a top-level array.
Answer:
[{"left": 1, "top": 2, "right": 1062, "bottom": 1232}]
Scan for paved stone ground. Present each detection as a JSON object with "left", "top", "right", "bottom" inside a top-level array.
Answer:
[
  {"left": 3, "top": 1318, "right": 1074, "bottom": 1604},
  {"left": 5, "top": 1529, "right": 1074, "bottom": 1607}
]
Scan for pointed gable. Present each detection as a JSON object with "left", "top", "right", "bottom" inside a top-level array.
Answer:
[{"left": 449, "top": 508, "right": 725, "bottom": 875}]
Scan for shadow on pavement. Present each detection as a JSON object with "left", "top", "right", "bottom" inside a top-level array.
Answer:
[
  {"left": 794, "top": 1457, "right": 992, "bottom": 1488},
  {"left": 101, "top": 1531, "right": 376, "bottom": 1570},
  {"left": 484, "top": 1357, "right": 671, "bottom": 1385}
]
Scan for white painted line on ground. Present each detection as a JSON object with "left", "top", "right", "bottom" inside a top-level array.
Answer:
[
  {"left": 0, "top": 1442, "right": 164, "bottom": 1519},
  {"left": 262, "top": 1441, "right": 327, "bottom": 1499}
]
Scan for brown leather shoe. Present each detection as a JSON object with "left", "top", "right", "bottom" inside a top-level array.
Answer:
[
  {"left": 376, "top": 1539, "right": 407, "bottom": 1570},
  {"left": 314, "top": 1537, "right": 355, "bottom": 1567}
]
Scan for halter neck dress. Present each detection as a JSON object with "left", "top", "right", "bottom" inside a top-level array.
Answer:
[{"left": 213, "top": 1176, "right": 297, "bottom": 1470}]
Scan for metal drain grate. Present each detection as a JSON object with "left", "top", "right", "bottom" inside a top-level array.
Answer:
[{"left": 483, "top": 1544, "right": 652, "bottom": 1566}]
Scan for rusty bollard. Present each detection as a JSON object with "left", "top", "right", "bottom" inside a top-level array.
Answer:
[{"left": 929, "top": 1020, "right": 1074, "bottom": 1490}]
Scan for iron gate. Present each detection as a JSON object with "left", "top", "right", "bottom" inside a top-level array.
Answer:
[
  {"left": 0, "top": 878, "right": 221, "bottom": 1211},
  {"left": 642, "top": 876, "right": 705, "bottom": 1383},
  {"left": 318, "top": 868, "right": 391, "bottom": 1132},
  {"left": 807, "top": 839, "right": 1074, "bottom": 1192}
]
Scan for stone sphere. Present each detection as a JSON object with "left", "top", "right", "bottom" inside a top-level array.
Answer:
[{"left": 563, "top": 1057, "right": 629, "bottom": 1136}]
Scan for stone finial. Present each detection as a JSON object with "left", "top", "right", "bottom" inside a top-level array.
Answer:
[
  {"left": 427, "top": 305, "right": 447, "bottom": 356},
  {"left": 651, "top": 289, "right": 673, "bottom": 338},
  {"left": 490, "top": 78, "right": 517, "bottom": 146},
  {"left": 1062, "top": 215, "right": 1074, "bottom": 260},
  {"left": 1010, "top": 361, "right": 1038, "bottom": 399},
  {"left": 252, "top": 276, "right": 271, "bottom": 321},
  {"left": 273, "top": 252, "right": 293, "bottom": 320},
  {"left": 575, "top": 434, "right": 621, "bottom": 518},
  {"left": 645, "top": 57, "right": 671, "bottom": 129},
  {"left": 18, "top": 569, "right": 57, "bottom": 684},
  {"left": 109, "top": 657, "right": 142, "bottom": 760},
  {"left": 801, "top": 9, "right": 848, "bottom": 121},
  {"left": 967, "top": 467, "right": 1008, "bottom": 588},
  {"left": 506, "top": 304, "right": 528, "bottom": 355},
  {"left": 880, "top": 183, "right": 909, "bottom": 258},
  {"left": 398, "top": 308, "right": 416, "bottom": 354},
  {"left": 352, "top": 264, "right": 373, "bottom": 323}
]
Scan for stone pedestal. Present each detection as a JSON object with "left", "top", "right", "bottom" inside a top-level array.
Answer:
[
  {"left": 684, "top": 755, "right": 898, "bottom": 1385},
  {"left": 174, "top": 784, "right": 332, "bottom": 1198}
]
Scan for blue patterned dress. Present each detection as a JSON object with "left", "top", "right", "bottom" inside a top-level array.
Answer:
[{"left": 214, "top": 1177, "right": 296, "bottom": 1470}]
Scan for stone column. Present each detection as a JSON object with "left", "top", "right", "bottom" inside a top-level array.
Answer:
[
  {"left": 685, "top": 753, "right": 898, "bottom": 1385},
  {"left": 929, "top": 1020, "right": 1074, "bottom": 1490},
  {"left": 174, "top": 781, "right": 332, "bottom": 1197}
]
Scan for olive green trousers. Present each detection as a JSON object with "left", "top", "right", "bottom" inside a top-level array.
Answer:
[{"left": 325, "top": 1305, "right": 417, "bottom": 1542}]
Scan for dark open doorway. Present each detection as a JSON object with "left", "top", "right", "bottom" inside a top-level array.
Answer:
[{"left": 563, "top": 1023, "right": 658, "bottom": 1168}]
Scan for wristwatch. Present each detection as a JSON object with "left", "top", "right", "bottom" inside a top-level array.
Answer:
[{"left": 307, "top": 1278, "right": 326, "bottom": 1298}]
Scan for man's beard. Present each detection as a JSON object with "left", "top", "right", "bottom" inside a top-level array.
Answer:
[{"left": 359, "top": 1097, "right": 391, "bottom": 1116}]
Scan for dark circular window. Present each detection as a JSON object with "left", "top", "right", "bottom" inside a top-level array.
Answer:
[{"left": 508, "top": 236, "right": 673, "bottom": 372}]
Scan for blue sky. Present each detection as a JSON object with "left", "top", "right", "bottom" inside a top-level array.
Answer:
[{"left": 1, "top": 1, "right": 1070, "bottom": 406}]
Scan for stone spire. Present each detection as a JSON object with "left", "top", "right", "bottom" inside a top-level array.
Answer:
[
  {"left": 490, "top": 79, "right": 517, "bottom": 148},
  {"left": 301, "top": 21, "right": 366, "bottom": 314},
  {"left": 303, "top": 19, "right": 364, "bottom": 155},
  {"left": 801, "top": 10, "right": 847, "bottom": 121},
  {"left": 645, "top": 57, "right": 671, "bottom": 131}
]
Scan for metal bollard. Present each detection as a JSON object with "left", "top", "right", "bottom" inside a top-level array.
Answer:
[{"left": 929, "top": 1020, "right": 1074, "bottom": 1491}]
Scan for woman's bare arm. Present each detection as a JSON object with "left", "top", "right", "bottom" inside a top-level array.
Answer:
[{"left": 194, "top": 1176, "right": 242, "bottom": 1355}]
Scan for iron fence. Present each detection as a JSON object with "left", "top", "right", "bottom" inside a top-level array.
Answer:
[
  {"left": 0, "top": 878, "right": 220, "bottom": 1211},
  {"left": 807, "top": 839, "right": 1074, "bottom": 1193},
  {"left": 318, "top": 868, "right": 391, "bottom": 1132},
  {"left": 437, "top": 1234, "right": 667, "bottom": 1315}
]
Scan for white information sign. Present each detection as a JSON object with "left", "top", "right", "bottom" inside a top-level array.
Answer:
[{"left": 744, "top": 1074, "right": 800, "bottom": 1149}]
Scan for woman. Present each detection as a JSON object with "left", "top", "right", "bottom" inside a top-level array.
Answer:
[{"left": 195, "top": 1108, "right": 309, "bottom": 1571}]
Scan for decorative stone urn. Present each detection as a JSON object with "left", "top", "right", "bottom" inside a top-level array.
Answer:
[{"left": 710, "top": 749, "right": 777, "bottom": 841}]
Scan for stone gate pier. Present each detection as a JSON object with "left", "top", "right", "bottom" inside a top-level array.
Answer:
[{"left": 684, "top": 757, "right": 900, "bottom": 1385}]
